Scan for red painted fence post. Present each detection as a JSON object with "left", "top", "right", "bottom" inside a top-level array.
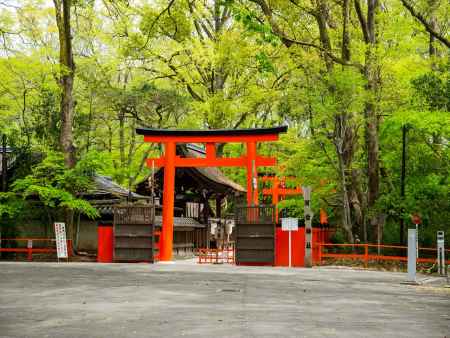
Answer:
[
  {"left": 27, "top": 240, "right": 32, "bottom": 261},
  {"left": 364, "top": 244, "right": 368, "bottom": 268},
  {"left": 318, "top": 243, "right": 322, "bottom": 265}
]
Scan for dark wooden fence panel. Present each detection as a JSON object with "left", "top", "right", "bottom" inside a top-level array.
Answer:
[
  {"left": 113, "top": 205, "right": 155, "bottom": 262},
  {"left": 235, "top": 205, "right": 275, "bottom": 265}
]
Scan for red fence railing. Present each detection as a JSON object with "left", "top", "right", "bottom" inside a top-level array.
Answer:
[
  {"left": 0, "top": 238, "right": 73, "bottom": 261},
  {"left": 318, "top": 243, "right": 450, "bottom": 268},
  {"left": 197, "top": 243, "right": 235, "bottom": 264}
]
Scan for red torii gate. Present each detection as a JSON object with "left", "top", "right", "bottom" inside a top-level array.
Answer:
[
  {"left": 136, "top": 126, "right": 287, "bottom": 261},
  {"left": 261, "top": 176, "right": 302, "bottom": 223},
  {"left": 261, "top": 175, "right": 329, "bottom": 224}
]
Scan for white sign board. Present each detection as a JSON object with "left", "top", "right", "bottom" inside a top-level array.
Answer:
[
  {"left": 54, "top": 222, "right": 68, "bottom": 259},
  {"left": 281, "top": 218, "right": 298, "bottom": 231}
]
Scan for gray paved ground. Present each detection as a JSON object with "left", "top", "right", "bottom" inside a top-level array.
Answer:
[{"left": 0, "top": 261, "right": 449, "bottom": 338}]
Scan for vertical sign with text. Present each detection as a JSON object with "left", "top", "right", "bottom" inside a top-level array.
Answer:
[
  {"left": 54, "top": 222, "right": 68, "bottom": 260},
  {"left": 302, "top": 186, "right": 313, "bottom": 268}
]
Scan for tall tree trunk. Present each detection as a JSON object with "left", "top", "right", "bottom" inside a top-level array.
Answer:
[
  {"left": 355, "top": 0, "right": 381, "bottom": 208},
  {"left": 427, "top": 0, "right": 438, "bottom": 64},
  {"left": 316, "top": 0, "right": 356, "bottom": 241},
  {"left": 54, "top": 0, "right": 76, "bottom": 248},
  {"left": 54, "top": 0, "right": 76, "bottom": 168},
  {"left": 364, "top": 0, "right": 381, "bottom": 210},
  {"left": 86, "top": 91, "right": 93, "bottom": 151},
  {"left": 119, "top": 109, "right": 126, "bottom": 169},
  {"left": 342, "top": 0, "right": 351, "bottom": 61},
  {"left": 335, "top": 116, "right": 354, "bottom": 243},
  {"left": 315, "top": 0, "right": 333, "bottom": 72},
  {"left": 355, "top": 0, "right": 381, "bottom": 240}
]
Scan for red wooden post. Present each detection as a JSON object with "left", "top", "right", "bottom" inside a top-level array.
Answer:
[
  {"left": 317, "top": 242, "right": 321, "bottom": 265},
  {"left": 273, "top": 176, "right": 279, "bottom": 222},
  {"left": 161, "top": 142, "right": 176, "bottom": 261},
  {"left": 246, "top": 141, "right": 258, "bottom": 206},
  {"left": 67, "top": 240, "right": 73, "bottom": 258},
  {"left": 206, "top": 142, "right": 216, "bottom": 158},
  {"left": 364, "top": 244, "right": 369, "bottom": 268}
]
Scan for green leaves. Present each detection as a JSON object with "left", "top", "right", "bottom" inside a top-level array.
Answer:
[
  {"left": 0, "top": 192, "right": 24, "bottom": 219},
  {"left": 11, "top": 151, "right": 101, "bottom": 219},
  {"left": 233, "top": 6, "right": 280, "bottom": 46}
]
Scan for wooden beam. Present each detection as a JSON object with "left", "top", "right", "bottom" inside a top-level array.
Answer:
[
  {"left": 262, "top": 188, "right": 303, "bottom": 196},
  {"left": 143, "top": 134, "right": 280, "bottom": 143},
  {"left": 147, "top": 156, "right": 276, "bottom": 168}
]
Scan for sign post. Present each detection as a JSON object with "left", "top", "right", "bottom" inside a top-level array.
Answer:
[
  {"left": 54, "top": 222, "right": 68, "bottom": 262},
  {"left": 281, "top": 218, "right": 298, "bottom": 267},
  {"left": 411, "top": 214, "right": 421, "bottom": 259},
  {"left": 407, "top": 228, "right": 417, "bottom": 283},
  {"left": 302, "top": 186, "right": 313, "bottom": 268},
  {"left": 437, "top": 231, "right": 445, "bottom": 276}
]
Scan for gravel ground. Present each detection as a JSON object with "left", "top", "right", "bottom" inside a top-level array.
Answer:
[{"left": 0, "top": 261, "right": 449, "bottom": 338}]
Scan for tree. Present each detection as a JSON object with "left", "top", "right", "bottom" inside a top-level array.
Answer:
[{"left": 54, "top": 0, "right": 76, "bottom": 168}]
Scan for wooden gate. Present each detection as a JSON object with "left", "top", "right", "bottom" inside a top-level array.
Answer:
[
  {"left": 235, "top": 205, "right": 275, "bottom": 265},
  {"left": 113, "top": 205, "right": 155, "bottom": 262}
]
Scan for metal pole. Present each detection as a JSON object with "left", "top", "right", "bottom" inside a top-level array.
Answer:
[
  {"left": 407, "top": 228, "right": 417, "bottom": 283},
  {"left": 400, "top": 125, "right": 407, "bottom": 244},
  {"left": 2, "top": 134, "right": 6, "bottom": 192},
  {"left": 416, "top": 224, "right": 418, "bottom": 259},
  {"left": 437, "top": 231, "right": 445, "bottom": 276},
  {"left": 288, "top": 230, "right": 292, "bottom": 268}
]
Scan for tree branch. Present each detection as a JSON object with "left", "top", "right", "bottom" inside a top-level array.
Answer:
[
  {"left": 400, "top": 0, "right": 450, "bottom": 48},
  {"left": 250, "top": 0, "right": 363, "bottom": 70},
  {"left": 354, "top": 0, "right": 369, "bottom": 43}
]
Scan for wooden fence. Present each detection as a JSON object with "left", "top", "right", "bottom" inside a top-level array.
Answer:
[
  {"left": 0, "top": 238, "right": 73, "bottom": 261},
  {"left": 318, "top": 243, "right": 450, "bottom": 268}
]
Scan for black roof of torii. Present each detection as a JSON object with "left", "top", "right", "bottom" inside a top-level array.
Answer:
[{"left": 136, "top": 126, "right": 288, "bottom": 137}]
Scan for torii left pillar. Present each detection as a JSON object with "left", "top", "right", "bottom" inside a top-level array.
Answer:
[
  {"left": 161, "top": 141, "right": 176, "bottom": 261},
  {"left": 137, "top": 126, "right": 288, "bottom": 261}
]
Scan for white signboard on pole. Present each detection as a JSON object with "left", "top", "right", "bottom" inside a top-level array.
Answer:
[
  {"left": 54, "top": 222, "right": 68, "bottom": 260},
  {"left": 281, "top": 218, "right": 298, "bottom": 268},
  {"left": 281, "top": 218, "right": 298, "bottom": 231}
]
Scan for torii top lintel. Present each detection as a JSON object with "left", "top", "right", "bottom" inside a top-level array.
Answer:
[
  {"left": 138, "top": 126, "right": 288, "bottom": 168},
  {"left": 136, "top": 126, "right": 288, "bottom": 143}
]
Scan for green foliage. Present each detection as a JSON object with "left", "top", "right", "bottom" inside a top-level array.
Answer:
[
  {"left": 12, "top": 151, "right": 101, "bottom": 219},
  {"left": 411, "top": 63, "right": 450, "bottom": 111},
  {"left": 233, "top": 6, "right": 280, "bottom": 46},
  {"left": 0, "top": 192, "right": 24, "bottom": 219}
]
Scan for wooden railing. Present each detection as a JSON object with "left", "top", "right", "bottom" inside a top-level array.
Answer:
[
  {"left": 197, "top": 243, "right": 235, "bottom": 264},
  {"left": 318, "top": 243, "right": 450, "bottom": 268},
  {"left": 0, "top": 238, "right": 73, "bottom": 261}
]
